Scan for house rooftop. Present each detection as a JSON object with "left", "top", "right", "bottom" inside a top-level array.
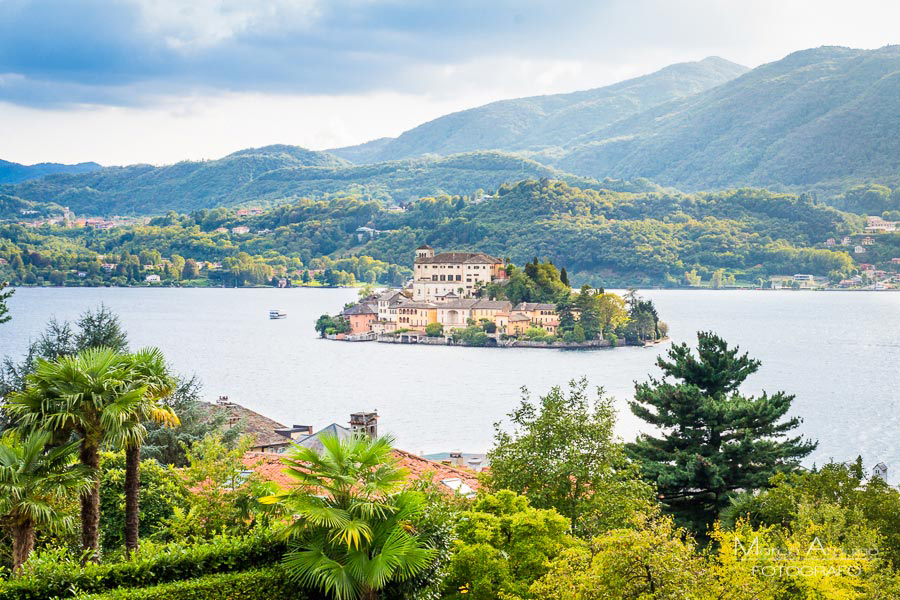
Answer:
[
  {"left": 514, "top": 302, "right": 557, "bottom": 311},
  {"left": 200, "top": 400, "right": 293, "bottom": 449},
  {"left": 472, "top": 299, "right": 513, "bottom": 310},
  {"left": 341, "top": 303, "right": 378, "bottom": 316},
  {"left": 242, "top": 447, "right": 481, "bottom": 496},
  {"left": 294, "top": 423, "right": 355, "bottom": 453},
  {"left": 415, "top": 252, "right": 502, "bottom": 265}
]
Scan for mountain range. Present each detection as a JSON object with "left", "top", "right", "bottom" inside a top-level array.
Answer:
[
  {"left": 0, "top": 147, "right": 609, "bottom": 215},
  {"left": 0, "top": 159, "right": 101, "bottom": 184},
  {"left": 329, "top": 56, "right": 748, "bottom": 163},
  {"left": 2, "top": 45, "right": 899, "bottom": 216}
]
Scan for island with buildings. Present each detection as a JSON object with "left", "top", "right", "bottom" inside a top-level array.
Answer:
[{"left": 315, "top": 245, "right": 667, "bottom": 348}]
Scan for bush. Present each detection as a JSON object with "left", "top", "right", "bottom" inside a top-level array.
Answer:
[
  {"left": 0, "top": 529, "right": 286, "bottom": 600},
  {"left": 79, "top": 568, "right": 303, "bottom": 600},
  {"left": 99, "top": 454, "right": 190, "bottom": 550},
  {"left": 451, "top": 326, "right": 490, "bottom": 347},
  {"left": 425, "top": 322, "right": 444, "bottom": 337}
]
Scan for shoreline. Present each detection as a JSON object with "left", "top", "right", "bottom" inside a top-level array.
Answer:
[
  {"left": 3, "top": 284, "right": 896, "bottom": 293},
  {"left": 323, "top": 332, "right": 671, "bottom": 350}
]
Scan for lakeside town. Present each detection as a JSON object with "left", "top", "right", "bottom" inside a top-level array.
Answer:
[{"left": 316, "top": 245, "right": 668, "bottom": 348}]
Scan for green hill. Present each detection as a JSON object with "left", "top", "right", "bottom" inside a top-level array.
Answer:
[
  {"left": 0, "top": 148, "right": 616, "bottom": 216},
  {"left": 330, "top": 57, "right": 747, "bottom": 163},
  {"left": 0, "top": 179, "right": 863, "bottom": 288},
  {"left": 0, "top": 158, "right": 101, "bottom": 184},
  {"left": 555, "top": 46, "right": 900, "bottom": 192}
]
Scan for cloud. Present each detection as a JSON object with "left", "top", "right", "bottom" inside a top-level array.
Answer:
[
  {"left": 3, "top": 0, "right": 898, "bottom": 109},
  {"left": 0, "top": 0, "right": 604, "bottom": 107}
]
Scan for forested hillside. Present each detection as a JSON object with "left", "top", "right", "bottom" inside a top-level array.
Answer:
[
  {"left": 0, "top": 158, "right": 101, "bottom": 184},
  {"left": 0, "top": 148, "right": 598, "bottom": 215},
  {"left": 330, "top": 57, "right": 747, "bottom": 162},
  {"left": 556, "top": 46, "right": 900, "bottom": 192},
  {"left": 0, "top": 179, "right": 869, "bottom": 288}
]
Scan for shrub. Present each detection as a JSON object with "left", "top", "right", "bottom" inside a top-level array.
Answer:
[
  {"left": 78, "top": 568, "right": 304, "bottom": 600},
  {"left": 0, "top": 529, "right": 286, "bottom": 600},
  {"left": 451, "top": 326, "right": 489, "bottom": 347},
  {"left": 99, "top": 453, "right": 190, "bottom": 550},
  {"left": 425, "top": 322, "right": 444, "bottom": 337}
]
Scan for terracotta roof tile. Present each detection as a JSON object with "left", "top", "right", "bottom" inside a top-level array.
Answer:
[{"left": 242, "top": 448, "right": 481, "bottom": 495}]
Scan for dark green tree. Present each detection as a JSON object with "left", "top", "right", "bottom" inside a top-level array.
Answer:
[
  {"left": 75, "top": 305, "right": 129, "bottom": 353},
  {"left": 555, "top": 293, "right": 576, "bottom": 333},
  {"left": 0, "top": 283, "right": 12, "bottom": 325},
  {"left": 573, "top": 285, "right": 602, "bottom": 340},
  {"left": 559, "top": 267, "right": 569, "bottom": 287},
  {"left": 627, "top": 332, "right": 816, "bottom": 533}
]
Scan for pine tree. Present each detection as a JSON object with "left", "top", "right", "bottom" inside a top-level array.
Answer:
[
  {"left": 0, "top": 283, "right": 12, "bottom": 324},
  {"left": 627, "top": 332, "right": 816, "bottom": 534}
]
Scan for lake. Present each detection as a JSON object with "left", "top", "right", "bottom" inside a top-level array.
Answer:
[{"left": 2, "top": 287, "right": 898, "bottom": 480}]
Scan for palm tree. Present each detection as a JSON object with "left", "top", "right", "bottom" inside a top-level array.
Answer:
[
  {"left": 8, "top": 347, "right": 146, "bottom": 562},
  {"left": 263, "top": 435, "right": 436, "bottom": 600},
  {"left": 116, "top": 347, "right": 177, "bottom": 555},
  {"left": 0, "top": 430, "right": 93, "bottom": 572}
]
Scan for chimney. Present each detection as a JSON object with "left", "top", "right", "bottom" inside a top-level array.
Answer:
[
  {"left": 350, "top": 411, "right": 379, "bottom": 439},
  {"left": 449, "top": 449, "right": 463, "bottom": 467}
]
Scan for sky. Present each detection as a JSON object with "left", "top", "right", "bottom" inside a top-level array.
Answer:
[{"left": 1, "top": 0, "right": 898, "bottom": 166}]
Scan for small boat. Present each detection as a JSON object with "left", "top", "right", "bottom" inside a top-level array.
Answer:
[{"left": 269, "top": 309, "right": 287, "bottom": 319}]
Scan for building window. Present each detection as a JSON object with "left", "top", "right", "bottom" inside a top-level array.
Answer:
[{"left": 456, "top": 275, "right": 461, "bottom": 281}]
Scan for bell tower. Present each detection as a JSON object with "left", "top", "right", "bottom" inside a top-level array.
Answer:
[{"left": 415, "top": 244, "right": 434, "bottom": 261}]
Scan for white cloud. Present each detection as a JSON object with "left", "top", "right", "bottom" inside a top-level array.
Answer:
[
  {"left": 134, "top": 0, "right": 320, "bottom": 50},
  {"left": 2, "top": 0, "right": 899, "bottom": 165}
]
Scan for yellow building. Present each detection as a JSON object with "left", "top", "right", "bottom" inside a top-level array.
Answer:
[
  {"left": 397, "top": 302, "right": 438, "bottom": 331},
  {"left": 511, "top": 302, "right": 559, "bottom": 334}
]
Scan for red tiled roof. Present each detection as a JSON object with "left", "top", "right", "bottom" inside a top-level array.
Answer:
[{"left": 242, "top": 448, "right": 481, "bottom": 493}]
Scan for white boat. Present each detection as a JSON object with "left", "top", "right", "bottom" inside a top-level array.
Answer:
[{"left": 269, "top": 309, "right": 287, "bottom": 319}]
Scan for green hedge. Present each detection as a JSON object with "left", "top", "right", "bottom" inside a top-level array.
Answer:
[
  {"left": 79, "top": 568, "right": 307, "bottom": 600},
  {"left": 0, "top": 530, "right": 288, "bottom": 600}
]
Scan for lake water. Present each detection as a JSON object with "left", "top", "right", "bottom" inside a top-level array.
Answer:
[{"left": 1, "top": 287, "right": 898, "bottom": 480}]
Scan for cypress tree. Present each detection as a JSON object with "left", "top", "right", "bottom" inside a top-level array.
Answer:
[
  {"left": 559, "top": 267, "right": 569, "bottom": 287},
  {"left": 627, "top": 331, "right": 816, "bottom": 533}
]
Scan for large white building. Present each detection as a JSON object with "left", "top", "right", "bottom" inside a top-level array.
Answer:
[{"left": 411, "top": 245, "right": 505, "bottom": 301}]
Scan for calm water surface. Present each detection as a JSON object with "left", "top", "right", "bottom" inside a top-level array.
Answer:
[{"left": 2, "top": 288, "right": 898, "bottom": 479}]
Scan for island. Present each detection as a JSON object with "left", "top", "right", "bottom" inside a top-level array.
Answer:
[{"left": 315, "top": 245, "right": 668, "bottom": 348}]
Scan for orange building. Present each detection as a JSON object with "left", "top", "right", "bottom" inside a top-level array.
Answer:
[{"left": 341, "top": 303, "right": 378, "bottom": 334}]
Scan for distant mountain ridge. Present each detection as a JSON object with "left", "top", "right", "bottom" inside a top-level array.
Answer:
[
  {"left": 0, "top": 159, "right": 102, "bottom": 184},
  {"left": 5, "top": 46, "right": 900, "bottom": 216},
  {"left": 554, "top": 45, "right": 900, "bottom": 191},
  {"left": 329, "top": 57, "right": 748, "bottom": 163},
  {"left": 0, "top": 147, "right": 617, "bottom": 215}
]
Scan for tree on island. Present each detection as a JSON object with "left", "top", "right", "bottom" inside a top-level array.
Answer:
[
  {"left": 314, "top": 314, "right": 350, "bottom": 337},
  {"left": 627, "top": 332, "right": 816, "bottom": 533}
]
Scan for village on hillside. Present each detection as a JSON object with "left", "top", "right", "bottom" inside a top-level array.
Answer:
[{"left": 316, "top": 245, "right": 667, "bottom": 348}]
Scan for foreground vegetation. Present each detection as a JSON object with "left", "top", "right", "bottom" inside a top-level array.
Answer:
[{"left": 1, "top": 299, "right": 898, "bottom": 598}]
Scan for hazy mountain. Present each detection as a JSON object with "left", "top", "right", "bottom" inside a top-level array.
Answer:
[
  {"left": 556, "top": 46, "right": 900, "bottom": 191},
  {"left": 329, "top": 57, "right": 748, "bottom": 163},
  {"left": 1, "top": 146, "right": 612, "bottom": 215},
  {"left": 0, "top": 159, "right": 102, "bottom": 184}
]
